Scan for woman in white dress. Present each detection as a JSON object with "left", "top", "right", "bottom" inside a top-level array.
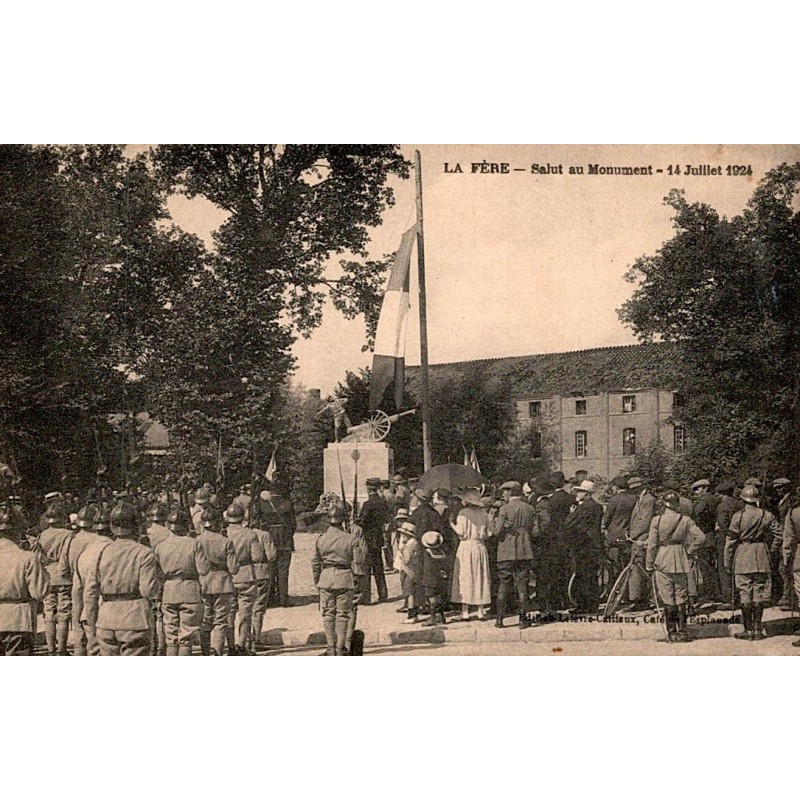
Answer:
[{"left": 450, "top": 488, "right": 492, "bottom": 620}]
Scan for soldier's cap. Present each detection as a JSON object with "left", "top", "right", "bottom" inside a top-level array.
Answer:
[
  {"left": 95, "top": 511, "right": 112, "bottom": 533},
  {"left": 744, "top": 477, "right": 762, "bottom": 487},
  {"left": 715, "top": 481, "right": 735, "bottom": 494},
  {"left": 45, "top": 503, "right": 66, "bottom": 524},
  {"left": 76, "top": 504, "right": 99, "bottom": 528},
  {"left": 110, "top": 502, "right": 138, "bottom": 535},
  {"left": 691, "top": 479, "right": 710, "bottom": 490},
  {"left": 167, "top": 508, "right": 190, "bottom": 533},
  {"left": 194, "top": 487, "right": 212, "bottom": 505},
  {"left": 392, "top": 473, "right": 407, "bottom": 484},
  {"left": 224, "top": 502, "right": 246, "bottom": 522},
  {"left": 44, "top": 491, "right": 62, "bottom": 502},
  {"left": 772, "top": 478, "right": 791, "bottom": 488},
  {"left": 612, "top": 475, "right": 629, "bottom": 489},
  {"left": 499, "top": 480, "right": 523, "bottom": 496},
  {"left": 366, "top": 477, "right": 382, "bottom": 488},
  {"left": 421, "top": 530, "right": 442, "bottom": 549},
  {"left": 398, "top": 521, "right": 417, "bottom": 537},
  {"left": 741, "top": 484, "right": 760, "bottom": 503}
]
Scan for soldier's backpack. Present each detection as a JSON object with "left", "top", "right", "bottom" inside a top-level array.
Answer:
[{"left": 350, "top": 629, "right": 364, "bottom": 656}]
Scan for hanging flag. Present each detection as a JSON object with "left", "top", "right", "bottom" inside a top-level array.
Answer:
[
  {"left": 463, "top": 446, "right": 470, "bottom": 467},
  {"left": 215, "top": 436, "right": 225, "bottom": 488},
  {"left": 369, "top": 224, "right": 416, "bottom": 411},
  {"left": 265, "top": 447, "right": 277, "bottom": 482},
  {"left": 470, "top": 447, "right": 481, "bottom": 474}
]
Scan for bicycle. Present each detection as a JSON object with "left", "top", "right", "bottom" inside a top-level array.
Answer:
[{"left": 603, "top": 536, "right": 653, "bottom": 617}]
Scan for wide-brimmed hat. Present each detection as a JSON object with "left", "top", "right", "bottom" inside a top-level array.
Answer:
[
  {"left": 772, "top": 477, "right": 790, "bottom": 488},
  {"left": 414, "top": 486, "right": 433, "bottom": 501},
  {"left": 421, "top": 530, "right": 442, "bottom": 548},
  {"left": 366, "top": 477, "right": 382, "bottom": 488},
  {"left": 398, "top": 520, "right": 417, "bottom": 536},
  {"left": 457, "top": 488, "right": 484, "bottom": 507},
  {"left": 628, "top": 476, "right": 646, "bottom": 490},
  {"left": 392, "top": 473, "right": 407, "bottom": 484},
  {"left": 571, "top": 480, "right": 596, "bottom": 494},
  {"left": 393, "top": 508, "right": 409, "bottom": 522}
]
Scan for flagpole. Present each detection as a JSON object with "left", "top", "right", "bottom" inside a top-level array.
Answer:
[{"left": 415, "top": 149, "right": 433, "bottom": 473}]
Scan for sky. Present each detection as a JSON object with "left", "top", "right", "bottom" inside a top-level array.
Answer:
[{"left": 167, "top": 144, "right": 800, "bottom": 395}]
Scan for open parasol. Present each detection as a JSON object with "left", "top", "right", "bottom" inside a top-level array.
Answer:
[{"left": 415, "top": 463, "right": 487, "bottom": 494}]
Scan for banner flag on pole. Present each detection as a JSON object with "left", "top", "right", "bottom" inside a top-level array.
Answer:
[
  {"left": 265, "top": 447, "right": 277, "bottom": 482},
  {"left": 369, "top": 224, "right": 416, "bottom": 411},
  {"left": 470, "top": 447, "right": 481, "bottom": 474},
  {"left": 463, "top": 446, "right": 470, "bottom": 467}
]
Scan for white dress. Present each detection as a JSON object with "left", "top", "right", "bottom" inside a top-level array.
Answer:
[{"left": 450, "top": 506, "right": 492, "bottom": 605}]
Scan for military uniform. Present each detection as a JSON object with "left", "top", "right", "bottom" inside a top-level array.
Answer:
[
  {"left": 197, "top": 528, "right": 238, "bottom": 655},
  {"left": 725, "top": 502, "right": 781, "bottom": 639},
  {"left": 37, "top": 521, "right": 74, "bottom": 655},
  {"left": 493, "top": 492, "right": 538, "bottom": 627},
  {"left": 715, "top": 489, "right": 744, "bottom": 604},
  {"left": 74, "top": 534, "right": 113, "bottom": 655},
  {"left": 225, "top": 521, "right": 265, "bottom": 650},
  {"left": 259, "top": 493, "right": 296, "bottom": 607},
  {"left": 154, "top": 534, "right": 210, "bottom": 655},
  {"left": 312, "top": 522, "right": 355, "bottom": 655},
  {"left": 627, "top": 486, "right": 656, "bottom": 607},
  {"left": 691, "top": 486, "right": 721, "bottom": 601},
  {"left": 346, "top": 521, "right": 369, "bottom": 652},
  {"left": 60, "top": 527, "right": 99, "bottom": 656},
  {"left": 85, "top": 536, "right": 160, "bottom": 656},
  {"left": 250, "top": 525, "right": 277, "bottom": 648},
  {"left": 782, "top": 505, "right": 800, "bottom": 611},
  {"left": 0, "top": 535, "right": 50, "bottom": 655},
  {"left": 645, "top": 507, "right": 705, "bottom": 641}
]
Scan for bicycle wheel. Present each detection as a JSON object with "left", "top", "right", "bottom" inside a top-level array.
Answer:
[
  {"left": 567, "top": 571, "right": 577, "bottom": 607},
  {"left": 603, "top": 564, "right": 632, "bottom": 617},
  {"left": 598, "top": 560, "right": 614, "bottom": 600}
]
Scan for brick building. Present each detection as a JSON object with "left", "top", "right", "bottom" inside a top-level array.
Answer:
[{"left": 419, "top": 342, "right": 682, "bottom": 480}]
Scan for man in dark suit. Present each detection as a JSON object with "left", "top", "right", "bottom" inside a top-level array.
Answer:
[
  {"left": 358, "top": 478, "right": 390, "bottom": 603},
  {"left": 602, "top": 476, "right": 637, "bottom": 576},
  {"left": 546, "top": 472, "right": 574, "bottom": 610},
  {"left": 563, "top": 480, "right": 604, "bottom": 614}
]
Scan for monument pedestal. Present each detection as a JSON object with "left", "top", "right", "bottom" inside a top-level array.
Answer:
[{"left": 323, "top": 442, "right": 394, "bottom": 505}]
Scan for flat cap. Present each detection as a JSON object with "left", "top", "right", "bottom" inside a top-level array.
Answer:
[
  {"left": 691, "top": 479, "right": 710, "bottom": 490},
  {"left": 772, "top": 478, "right": 791, "bottom": 487}
]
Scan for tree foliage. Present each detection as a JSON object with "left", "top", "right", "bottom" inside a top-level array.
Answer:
[{"left": 619, "top": 164, "right": 800, "bottom": 480}]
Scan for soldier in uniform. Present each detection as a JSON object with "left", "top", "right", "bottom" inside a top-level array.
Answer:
[
  {"left": 715, "top": 481, "right": 743, "bottom": 608},
  {"left": 224, "top": 501, "right": 264, "bottom": 654},
  {"left": 782, "top": 487, "right": 800, "bottom": 646},
  {"left": 0, "top": 506, "right": 50, "bottom": 655},
  {"left": 59, "top": 504, "right": 99, "bottom": 656},
  {"left": 74, "top": 510, "right": 113, "bottom": 655},
  {"left": 771, "top": 478, "right": 793, "bottom": 609},
  {"left": 492, "top": 480, "right": 538, "bottom": 629},
  {"left": 197, "top": 506, "right": 238, "bottom": 655},
  {"left": 143, "top": 501, "right": 171, "bottom": 655},
  {"left": 724, "top": 485, "right": 782, "bottom": 640},
  {"left": 645, "top": 491, "right": 706, "bottom": 642},
  {"left": 259, "top": 483, "right": 296, "bottom": 607},
  {"left": 359, "top": 478, "right": 391, "bottom": 603},
  {"left": 84, "top": 502, "right": 160, "bottom": 656},
  {"left": 626, "top": 476, "right": 657, "bottom": 611},
  {"left": 312, "top": 504, "right": 356, "bottom": 656},
  {"left": 190, "top": 487, "right": 212, "bottom": 536},
  {"left": 154, "top": 509, "right": 210, "bottom": 655},
  {"left": 691, "top": 479, "right": 722, "bottom": 603},
  {"left": 250, "top": 513, "right": 277, "bottom": 652},
  {"left": 37, "top": 503, "right": 75, "bottom": 655}
]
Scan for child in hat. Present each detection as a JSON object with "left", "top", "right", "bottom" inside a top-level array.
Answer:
[
  {"left": 421, "top": 531, "right": 449, "bottom": 626},
  {"left": 395, "top": 521, "right": 421, "bottom": 623}
]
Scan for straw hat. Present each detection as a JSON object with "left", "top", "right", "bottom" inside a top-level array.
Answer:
[{"left": 457, "top": 488, "right": 484, "bottom": 507}]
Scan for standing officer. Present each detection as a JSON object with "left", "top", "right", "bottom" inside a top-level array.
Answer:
[
  {"left": 646, "top": 491, "right": 706, "bottom": 642},
  {"left": 312, "top": 504, "right": 356, "bottom": 656},
  {"left": 0, "top": 506, "right": 49, "bottom": 655},
  {"left": 59, "top": 504, "right": 99, "bottom": 656},
  {"left": 250, "top": 515, "right": 277, "bottom": 652},
  {"left": 358, "top": 478, "right": 390, "bottom": 604},
  {"left": 74, "top": 510, "right": 113, "bottom": 655},
  {"left": 84, "top": 502, "right": 160, "bottom": 656},
  {"left": 145, "top": 502, "right": 171, "bottom": 548},
  {"left": 224, "top": 501, "right": 264, "bottom": 654},
  {"left": 197, "top": 506, "right": 238, "bottom": 655},
  {"left": 259, "top": 483, "right": 297, "bottom": 607},
  {"left": 563, "top": 480, "right": 604, "bottom": 614},
  {"left": 37, "top": 503, "right": 74, "bottom": 655},
  {"left": 190, "top": 487, "right": 212, "bottom": 536},
  {"left": 492, "top": 480, "right": 538, "bottom": 629},
  {"left": 724, "top": 485, "right": 782, "bottom": 640},
  {"left": 154, "top": 509, "right": 210, "bottom": 655}
]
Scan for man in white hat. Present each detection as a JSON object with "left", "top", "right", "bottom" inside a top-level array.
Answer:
[{"left": 563, "top": 480, "right": 603, "bottom": 613}]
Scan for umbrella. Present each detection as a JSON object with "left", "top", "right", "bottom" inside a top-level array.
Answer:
[{"left": 416, "top": 463, "right": 487, "bottom": 494}]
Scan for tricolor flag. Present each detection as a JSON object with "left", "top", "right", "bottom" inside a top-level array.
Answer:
[
  {"left": 369, "top": 224, "right": 416, "bottom": 411},
  {"left": 265, "top": 447, "right": 277, "bottom": 482},
  {"left": 469, "top": 447, "right": 481, "bottom": 474}
]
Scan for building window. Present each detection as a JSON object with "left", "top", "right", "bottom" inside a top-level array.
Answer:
[
  {"left": 623, "top": 427, "right": 636, "bottom": 456},
  {"left": 622, "top": 395, "right": 636, "bottom": 413},
  {"left": 575, "top": 399, "right": 586, "bottom": 415},
  {"left": 528, "top": 401, "right": 541, "bottom": 419},
  {"left": 674, "top": 425, "right": 686, "bottom": 454},
  {"left": 575, "top": 430, "right": 587, "bottom": 458},
  {"left": 673, "top": 392, "right": 685, "bottom": 410}
]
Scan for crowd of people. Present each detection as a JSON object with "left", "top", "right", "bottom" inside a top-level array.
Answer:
[{"left": 2, "top": 466, "right": 799, "bottom": 655}]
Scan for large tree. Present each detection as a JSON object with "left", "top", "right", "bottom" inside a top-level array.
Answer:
[{"left": 619, "top": 164, "right": 800, "bottom": 480}]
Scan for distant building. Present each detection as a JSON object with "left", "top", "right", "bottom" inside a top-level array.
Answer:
[{"left": 411, "top": 343, "right": 682, "bottom": 479}]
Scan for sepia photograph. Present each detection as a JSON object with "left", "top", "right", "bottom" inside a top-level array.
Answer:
[{"left": 1, "top": 143, "right": 799, "bottom": 657}]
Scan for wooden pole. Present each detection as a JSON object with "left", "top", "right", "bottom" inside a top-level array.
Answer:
[{"left": 415, "top": 149, "right": 433, "bottom": 473}]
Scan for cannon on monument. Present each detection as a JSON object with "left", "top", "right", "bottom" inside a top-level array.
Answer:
[{"left": 341, "top": 409, "right": 417, "bottom": 443}]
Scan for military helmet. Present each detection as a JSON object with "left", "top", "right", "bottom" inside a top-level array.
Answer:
[
  {"left": 740, "top": 484, "right": 760, "bottom": 503},
  {"left": 146, "top": 502, "right": 169, "bottom": 522},
  {"left": 95, "top": 510, "right": 112, "bottom": 533},
  {"left": 110, "top": 501, "right": 138, "bottom": 535},
  {"left": 45, "top": 502, "right": 66, "bottom": 525},
  {"left": 194, "top": 487, "right": 212, "bottom": 506},
  {"left": 224, "top": 502, "right": 245, "bottom": 523},
  {"left": 201, "top": 506, "right": 223, "bottom": 531},
  {"left": 166, "top": 508, "right": 190, "bottom": 534},
  {"left": 0, "top": 506, "right": 12, "bottom": 532},
  {"left": 327, "top": 504, "right": 347, "bottom": 524},
  {"left": 76, "top": 504, "right": 99, "bottom": 529},
  {"left": 662, "top": 490, "right": 680, "bottom": 509}
]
